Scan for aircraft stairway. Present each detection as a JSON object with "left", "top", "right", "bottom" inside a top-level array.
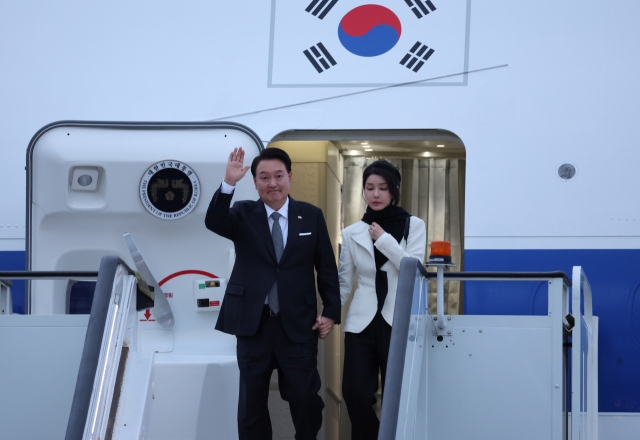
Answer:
[
  {"left": 0, "top": 254, "right": 240, "bottom": 440},
  {"left": 2, "top": 257, "right": 598, "bottom": 439},
  {"left": 1, "top": 268, "right": 99, "bottom": 439},
  {"left": 379, "top": 259, "right": 598, "bottom": 440},
  {"left": 0, "top": 278, "right": 12, "bottom": 315},
  {"left": 64, "top": 255, "right": 239, "bottom": 440}
]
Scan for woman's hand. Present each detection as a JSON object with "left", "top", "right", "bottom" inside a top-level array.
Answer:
[
  {"left": 368, "top": 222, "right": 385, "bottom": 241},
  {"left": 312, "top": 316, "right": 335, "bottom": 339}
]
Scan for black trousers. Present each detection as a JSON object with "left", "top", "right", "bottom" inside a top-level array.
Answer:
[
  {"left": 236, "top": 307, "right": 324, "bottom": 440},
  {"left": 342, "top": 312, "right": 392, "bottom": 440}
]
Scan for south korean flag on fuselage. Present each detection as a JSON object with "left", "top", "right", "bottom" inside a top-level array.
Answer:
[{"left": 268, "top": 0, "right": 470, "bottom": 87}]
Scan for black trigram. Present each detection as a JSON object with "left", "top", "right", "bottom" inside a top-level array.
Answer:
[
  {"left": 303, "top": 43, "right": 337, "bottom": 73},
  {"left": 404, "top": 0, "right": 437, "bottom": 19},
  {"left": 305, "top": 0, "right": 339, "bottom": 20},
  {"left": 400, "top": 42, "right": 434, "bottom": 72}
]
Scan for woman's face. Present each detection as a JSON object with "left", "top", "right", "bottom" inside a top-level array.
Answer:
[{"left": 364, "top": 174, "right": 393, "bottom": 211}]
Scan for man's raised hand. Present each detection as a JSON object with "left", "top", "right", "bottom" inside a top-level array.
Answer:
[{"left": 224, "top": 147, "right": 251, "bottom": 186}]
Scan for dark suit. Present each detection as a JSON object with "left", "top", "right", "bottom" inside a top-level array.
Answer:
[{"left": 205, "top": 186, "right": 340, "bottom": 439}]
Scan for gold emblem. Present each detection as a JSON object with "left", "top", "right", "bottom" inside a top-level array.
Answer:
[
  {"left": 150, "top": 179, "right": 169, "bottom": 203},
  {"left": 140, "top": 160, "right": 200, "bottom": 221},
  {"left": 172, "top": 179, "right": 190, "bottom": 203}
]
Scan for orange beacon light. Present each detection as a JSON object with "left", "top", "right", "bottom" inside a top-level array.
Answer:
[
  {"left": 428, "top": 240, "right": 452, "bottom": 264},
  {"left": 426, "top": 240, "right": 455, "bottom": 333}
]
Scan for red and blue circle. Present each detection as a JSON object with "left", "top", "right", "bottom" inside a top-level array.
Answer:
[{"left": 338, "top": 5, "right": 402, "bottom": 57}]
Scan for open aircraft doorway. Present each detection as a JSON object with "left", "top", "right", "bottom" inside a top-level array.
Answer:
[{"left": 268, "top": 129, "right": 466, "bottom": 440}]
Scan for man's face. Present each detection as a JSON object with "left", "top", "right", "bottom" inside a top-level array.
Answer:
[{"left": 254, "top": 159, "right": 292, "bottom": 210}]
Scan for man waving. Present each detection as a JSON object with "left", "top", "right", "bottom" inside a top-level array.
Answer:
[{"left": 205, "top": 147, "right": 340, "bottom": 440}]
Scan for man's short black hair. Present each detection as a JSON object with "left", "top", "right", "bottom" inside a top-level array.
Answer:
[{"left": 251, "top": 147, "right": 292, "bottom": 177}]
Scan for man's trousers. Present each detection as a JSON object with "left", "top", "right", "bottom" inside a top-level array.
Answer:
[{"left": 236, "top": 307, "right": 324, "bottom": 440}]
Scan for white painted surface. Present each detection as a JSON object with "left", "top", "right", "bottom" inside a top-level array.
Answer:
[
  {"left": 0, "top": 239, "right": 25, "bottom": 252},
  {"left": 143, "top": 354, "right": 239, "bottom": 440},
  {"left": 1, "top": 1, "right": 640, "bottom": 437},
  {"left": 598, "top": 413, "right": 640, "bottom": 439},
  {"left": 23, "top": 125, "right": 259, "bottom": 438},
  {"left": 395, "top": 275, "right": 571, "bottom": 439},
  {"left": 0, "top": 0, "right": 638, "bottom": 245},
  {"left": 269, "top": 0, "right": 469, "bottom": 86},
  {"left": 425, "top": 316, "right": 559, "bottom": 440},
  {"left": 0, "top": 315, "right": 88, "bottom": 440},
  {"left": 465, "top": 236, "right": 640, "bottom": 250},
  {"left": 109, "top": 349, "right": 241, "bottom": 440},
  {"left": 30, "top": 125, "right": 261, "bottom": 319}
]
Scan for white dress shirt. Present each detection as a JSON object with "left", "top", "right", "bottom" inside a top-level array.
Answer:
[{"left": 220, "top": 181, "right": 288, "bottom": 244}]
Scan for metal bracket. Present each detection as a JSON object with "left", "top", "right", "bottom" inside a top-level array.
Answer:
[{"left": 432, "top": 314, "right": 453, "bottom": 336}]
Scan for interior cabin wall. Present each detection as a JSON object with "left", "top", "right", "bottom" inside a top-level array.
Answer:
[{"left": 419, "top": 158, "right": 465, "bottom": 315}]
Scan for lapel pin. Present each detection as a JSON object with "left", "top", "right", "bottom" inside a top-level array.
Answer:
[{"left": 298, "top": 216, "right": 302, "bottom": 219}]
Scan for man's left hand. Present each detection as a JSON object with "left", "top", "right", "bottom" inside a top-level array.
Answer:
[{"left": 312, "top": 316, "right": 335, "bottom": 339}]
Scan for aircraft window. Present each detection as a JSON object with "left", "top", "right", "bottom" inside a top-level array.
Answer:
[
  {"left": 68, "top": 281, "right": 97, "bottom": 314},
  {"left": 558, "top": 163, "right": 577, "bottom": 180}
]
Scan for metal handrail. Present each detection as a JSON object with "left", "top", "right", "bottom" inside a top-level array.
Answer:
[
  {"left": 571, "top": 266, "right": 597, "bottom": 440},
  {"left": 379, "top": 258, "right": 423, "bottom": 440},
  {"left": 573, "top": 267, "right": 593, "bottom": 334},
  {"left": 416, "top": 265, "right": 572, "bottom": 287},
  {"left": 0, "top": 271, "right": 99, "bottom": 280},
  {"left": 124, "top": 233, "right": 174, "bottom": 328},
  {"left": 1, "top": 278, "right": 12, "bottom": 315},
  {"left": 65, "top": 256, "right": 136, "bottom": 440}
]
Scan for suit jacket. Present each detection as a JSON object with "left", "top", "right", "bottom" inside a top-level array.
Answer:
[
  {"left": 205, "top": 186, "right": 341, "bottom": 344},
  {"left": 339, "top": 216, "right": 426, "bottom": 333}
]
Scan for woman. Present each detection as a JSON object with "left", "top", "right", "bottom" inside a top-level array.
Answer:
[{"left": 339, "top": 160, "right": 427, "bottom": 440}]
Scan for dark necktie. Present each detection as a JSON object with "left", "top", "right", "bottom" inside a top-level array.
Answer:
[{"left": 269, "top": 212, "right": 283, "bottom": 314}]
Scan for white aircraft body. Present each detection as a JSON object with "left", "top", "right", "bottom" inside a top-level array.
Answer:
[{"left": 1, "top": 1, "right": 639, "bottom": 439}]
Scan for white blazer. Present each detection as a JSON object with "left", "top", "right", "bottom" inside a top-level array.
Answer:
[{"left": 339, "top": 216, "right": 427, "bottom": 333}]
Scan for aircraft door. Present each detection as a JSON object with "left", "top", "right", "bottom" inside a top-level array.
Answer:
[
  {"left": 27, "top": 121, "right": 262, "bottom": 339},
  {"left": 269, "top": 130, "right": 466, "bottom": 440}
]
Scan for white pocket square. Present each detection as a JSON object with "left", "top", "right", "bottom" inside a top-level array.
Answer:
[{"left": 299, "top": 232, "right": 312, "bottom": 236}]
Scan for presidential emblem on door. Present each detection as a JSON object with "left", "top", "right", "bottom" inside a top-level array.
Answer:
[{"left": 140, "top": 160, "right": 200, "bottom": 220}]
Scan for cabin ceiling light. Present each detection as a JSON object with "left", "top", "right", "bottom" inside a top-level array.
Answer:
[
  {"left": 364, "top": 148, "right": 373, "bottom": 152},
  {"left": 437, "top": 144, "right": 445, "bottom": 148}
]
